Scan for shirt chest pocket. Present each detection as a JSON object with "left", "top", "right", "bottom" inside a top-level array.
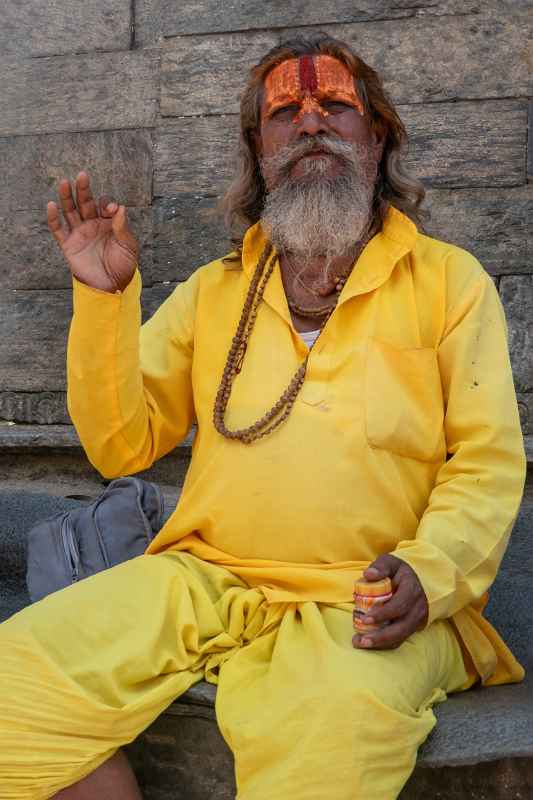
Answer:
[{"left": 364, "top": 338, "right": 446, "bottom": 463}]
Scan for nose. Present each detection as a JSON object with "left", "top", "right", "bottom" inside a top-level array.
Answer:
[{"left": 295, "top": 110, "right": 330, "bottom": 137}]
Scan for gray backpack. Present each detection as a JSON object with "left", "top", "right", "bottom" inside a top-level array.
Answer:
[{"left": 26, "top": 476, "right": 164, "bottom": 603}]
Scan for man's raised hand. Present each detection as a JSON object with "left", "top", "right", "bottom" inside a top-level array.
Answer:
[
  {"left": 352, "top": 554, "right": 429, "bottom": 650},
  {"left": 47, "top": 171, "right": 140, "bottom": 293}
]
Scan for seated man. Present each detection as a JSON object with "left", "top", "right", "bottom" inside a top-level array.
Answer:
[{"left": 0, "top": 32, "right": 526, "bottom": 800}]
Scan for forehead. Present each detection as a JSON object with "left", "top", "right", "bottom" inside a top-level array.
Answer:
[{"left": 263, "top": 54, "right": 356, "bottom": 99}]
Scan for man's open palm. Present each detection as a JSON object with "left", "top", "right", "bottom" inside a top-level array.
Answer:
[{"left": 47, "top": 171, "right": 139, "bottom": 293}]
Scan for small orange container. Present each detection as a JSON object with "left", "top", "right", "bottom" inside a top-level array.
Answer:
[{"left": 353, "top": 577, "right": 393, "bottom": 633}]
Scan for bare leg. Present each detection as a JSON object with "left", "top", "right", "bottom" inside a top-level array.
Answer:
[{"left": 53, "top": 749, "right": 142, "bottom": 800}]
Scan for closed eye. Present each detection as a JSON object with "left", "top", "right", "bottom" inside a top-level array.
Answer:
[
  {"left": 321, "top": 100, "right": 353, "bottom": 113},
  {"left": 270, "top": 104, "right": 300, "bottom": 119}
]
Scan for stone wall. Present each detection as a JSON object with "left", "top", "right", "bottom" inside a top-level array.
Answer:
[{"left": 1, "top": 1, "right": 531, "bottom": 450}]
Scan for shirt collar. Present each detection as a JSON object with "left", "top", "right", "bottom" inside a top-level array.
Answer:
[{"left": 240, "top": 204, "right": 418, "bottom": 318}]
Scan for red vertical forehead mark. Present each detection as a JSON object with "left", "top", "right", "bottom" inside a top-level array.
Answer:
[{"left": 298, "top": 55, "right": 318, "bottom": 93}]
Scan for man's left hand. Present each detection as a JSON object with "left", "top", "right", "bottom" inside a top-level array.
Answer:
[{"left": 352, "top": 554, "right": 429, "bottom": 650}]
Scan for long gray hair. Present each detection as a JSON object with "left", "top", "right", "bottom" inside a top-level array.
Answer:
[{"left": 218, "top": 32, "right": 428, "bottom": 252}]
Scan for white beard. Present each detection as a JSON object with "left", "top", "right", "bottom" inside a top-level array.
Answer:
[{"left": 260, "top": 137, "right": 378, "bottom": 263}]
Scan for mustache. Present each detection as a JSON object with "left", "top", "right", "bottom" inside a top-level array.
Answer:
[{"left": 260, "top": 135, "right": 362, "bottom": 180}]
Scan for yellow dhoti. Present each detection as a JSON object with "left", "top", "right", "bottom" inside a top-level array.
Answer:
[{"left": 0, "top": 550, "right": 467, "bottom": 800}]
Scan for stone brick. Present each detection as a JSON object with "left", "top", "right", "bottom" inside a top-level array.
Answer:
[
  {"left": 153, "top": 116, "right": 238, "bottom": 197},
  {"left": 0, "top": 285, "right": 176, "bottom": 392},
  {"left": 160, "top": 31, "right": 278, "bottom": 118},
  {"left": 0, "top": 49, "right": 159, "bottom": 136},
  {"left": 149, "top": 0, "right": 478, "bottom": 37},
  {"left": 152, "top": 195, "right": 229, "bottom": 283},
  {"left": 2, "top": 0, "right": 131, "bottom": 58},
  {"left": 154, "top": 100, "right": 527, "bottom": 199},
  {"left": 401, "top": 100, "right": 527, "bottom": 189},
  {"left": 160, "top": 14, "right": 531, "bottom": 116},
  {"left": 0, "top": 129, "right": 153, "bottom": 215},
  {"left": 499, "top": 276, "right": 533, "bottom": 393},
  {"left": 0, "top": 392, "right": 69, "bottom": 425},
  {"left": 423, "top": 185, "right": 533, "bottom": 275}
]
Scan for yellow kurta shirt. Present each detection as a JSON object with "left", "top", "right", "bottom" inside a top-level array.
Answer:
[{"left": 67, "top": 205, "right": 526, "bottom": 688}]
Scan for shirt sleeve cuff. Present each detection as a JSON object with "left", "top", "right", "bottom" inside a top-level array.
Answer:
[{"left": 71, "top": 267, "right": 142, "bottom": 324}]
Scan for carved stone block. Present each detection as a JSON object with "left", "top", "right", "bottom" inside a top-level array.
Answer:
[
  {"left": 1, "top": 0, "right": 131, "bottom": 59},
  {"left": 153, "top": 100, "right": 527, "bottom": 198},
  {"left": 152, "top": 196, "right": 229, "bottom": 283},
  {"left": 160, "top": 14, "right": 531, "bottom": 116},
  {"left": 0, "top": 129, "right": 153, "bottom": 215},
  {"left": 0, "top": 286, "right": 176, "bottom": 392},
  {"left": 143, "top": 0, "right": 478, "bottom": 38},
  {"left": 0, "top": 393, "right": 69, "bottom": 425},
  {"left": 154, "top": 117, "right": 238, "bottom": 197},
  {"left": 0, "top": 49, "right": 159, "bottom": 136},
  {"left": 161, "top": 32, "right": 278, "bottom": 118},
  {"left": 499, "top": 276, "right": 533, "bottom": 394},
  {"left": 423, "top": 185, "right": 533, "bottom": 275},
  {"left": 401, "top": 100, "right": 527, "bottom": 189}
]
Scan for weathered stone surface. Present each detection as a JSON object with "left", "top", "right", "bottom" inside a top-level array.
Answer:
[
  {"left": 0, "top": 393, "right": 69, "bottom": 425},
  {"left": 127, "top": 704, "right": 234, "bottom": 800},
  {"left": 0, "top": 422, "right": 193, "bottom": 453},
  {"left": 423, "top": 185, "right": 533, "bottom": 275},
  {"left": 160, "top": 31, "right": 279, "bottom": 118},
  {"left": 160, "top": 15, "right": 531, "bottom": 116},
  {"left": 524, "top": 436, "right": 533, "bottom": 466},
  {"left": 0, "top": 129, "right": 153, "bottom": 215},
  {"left": 318, "top": 13, "right": 532, "bottom": 105},
  {"left": 0, "top": 285, "right": 176, "bottom": 391},
  {"left": 133, "top": 0, "right": 166, "bottom": 48},
  {"left": 0, "top": 291, "right": 71, "bottom": 391},
  {"left": 0, "top": 49, "right": 159, "bottom": 136},
  {"left": 1, "top": 207, "right": 153, "bottom": 291},
  {"left": 517, "top": 393, "right": 533, "bottom": 436},
  {"left": 1, "top": 0, "right": 131, "bottom": 59},
  {"left": 154, "top": 116, "right": 239, "bottom": 197},
  {"left": 0, "top": 424, "right": 81, "bottom": 450},
  {"left": 152, "top": 196, "right": 230, "bottom": 283},
  {"left": 401, "top": 100, "right": 527, "bottom": 189},
  {"left": 527, "top": 100, "right": 533, "bottom": 180},
  {"left": 153, "top": 100, "right": 527, "bottom": 197},
  {"left": 401, "top": 757, "right": 533, "bottom": 799},
  {"left": 143, "top": 0, "right": 478, "bottom": 39},
  {"left": 499, "top": 276, "right": 533, "bottom": 394}
]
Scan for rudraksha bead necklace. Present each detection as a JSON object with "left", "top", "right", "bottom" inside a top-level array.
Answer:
[{"left": 213, "top": 242, "right": 336, "bottom": 444}]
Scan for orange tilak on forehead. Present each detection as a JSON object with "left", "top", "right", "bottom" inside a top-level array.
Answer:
[{"left": 262, "top": 54, "right": 364, "bottom": 123}]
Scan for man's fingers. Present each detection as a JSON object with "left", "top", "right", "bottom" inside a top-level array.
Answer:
[
  {"left": 74, "top": 171, "right": 98, "bottom": 220},
  {"left": 353, "top": 611, "right": 418, "bottom": 650},
  {"left": 58, "top": 178, "right": 82, "bottom": 229},
  {"left": 363, "top": 554, "right": 400, "bottom": 582},
  {"left": 362, "top": 577, "right": 418, "bottom": 625},
  {"left": 99, "top": 195, "right": 117, "bottom": 218},
  {"left": 46, "top": 201, "right": 69, "bottom": 247}
]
